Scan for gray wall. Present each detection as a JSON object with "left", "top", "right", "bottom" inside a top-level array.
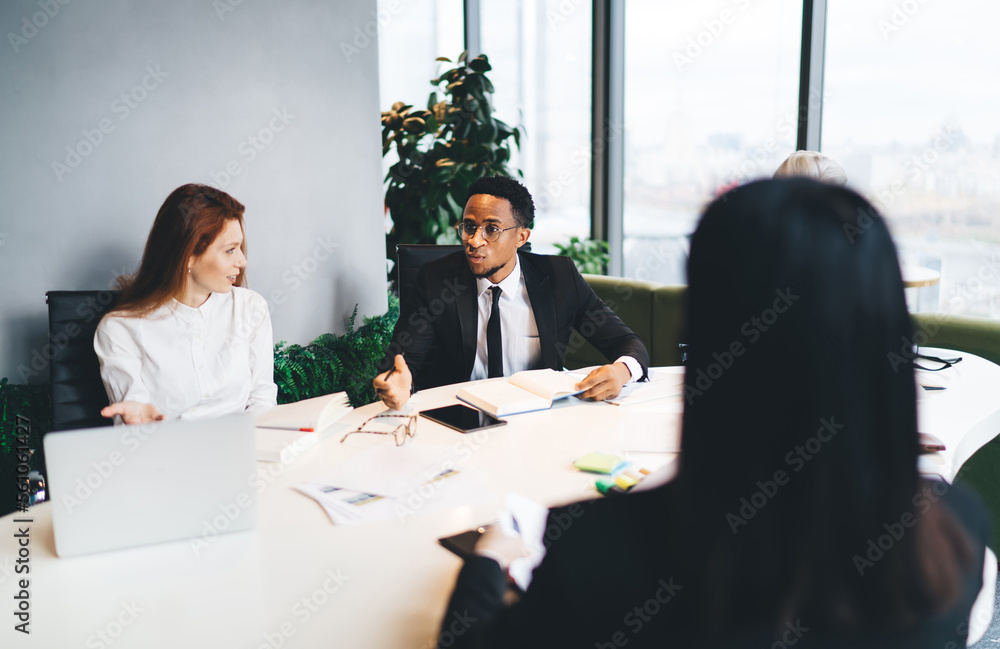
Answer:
[{"left": 0, "top": 0, "right": 388, "bottom": 382}]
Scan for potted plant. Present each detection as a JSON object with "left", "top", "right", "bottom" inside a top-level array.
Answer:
[{"left": 381, "top": 52, "right": 521, "bottom": 268}]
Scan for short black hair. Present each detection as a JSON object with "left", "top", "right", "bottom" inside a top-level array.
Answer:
[{"left": 466, "top": 175, "right": 535, "bottom": 228}]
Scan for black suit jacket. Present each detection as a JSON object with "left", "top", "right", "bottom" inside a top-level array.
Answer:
[
  {"left": 439, "top": 481, "right": 989, "bottom": 649},
  {"left": 382, "top": 250, "right": 649, "bottom": 389}
]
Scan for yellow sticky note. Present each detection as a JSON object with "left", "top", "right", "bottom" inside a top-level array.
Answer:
[{"left": 573, "top": 452, "right": 627, "bottom": 474}]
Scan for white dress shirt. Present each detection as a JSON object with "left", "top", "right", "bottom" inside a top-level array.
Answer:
[
  {"left": 94, "top": 287, "right": 277, "bottom": 422},
  {"left": 470, "top": 255, "right": 642, "bottom": 382},
  {"left": 471, "top": 255, "right": 542, "bottom": 381}
]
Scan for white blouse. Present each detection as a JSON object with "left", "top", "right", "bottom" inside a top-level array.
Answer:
[{"left": 94, "top": 287, "right": 278, "bottom": 422}]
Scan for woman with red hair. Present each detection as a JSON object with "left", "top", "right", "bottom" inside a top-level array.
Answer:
[{"left": 95, "top": 184, "right": 277, "bottom": 424}]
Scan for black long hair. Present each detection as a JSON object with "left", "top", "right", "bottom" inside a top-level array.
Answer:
[{"left": 675, "top": 178, "right": 972, "bottom": 635}]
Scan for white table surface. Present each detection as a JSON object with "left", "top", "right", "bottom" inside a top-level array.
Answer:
[
  {"left": 1, "top": 371, "right": 682, "bottom": 649},
  {"left": 916, "top": 347, "right": 1000, "bottom": 482},
  {"left": 2, "top": 355, "right": 997, "bottom": 649}
]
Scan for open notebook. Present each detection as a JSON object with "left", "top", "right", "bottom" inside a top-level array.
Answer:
[
  {"left": 457, "top": 368, "right": 583, "bottom": 417},
  {"left": 254, "top": 392, "right": 352, "bottom": 462}
]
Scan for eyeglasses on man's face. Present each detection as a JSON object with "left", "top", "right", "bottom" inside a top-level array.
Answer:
[{"left": 456, "top": 221, "right": 518, "bottom": 243}]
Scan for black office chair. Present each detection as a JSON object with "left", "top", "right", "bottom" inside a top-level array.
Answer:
[
  {"left": 395, "top": 244, "right": 463, "bottom": 307},
  {"left": 392, "top": 245, "right": 461, "bottom": 383},
  {"left": 46, "top": 290, "right": 120, "bottom": 431},
  {"left": 395, "top": 241, "right": 532, "bottom": 306}
]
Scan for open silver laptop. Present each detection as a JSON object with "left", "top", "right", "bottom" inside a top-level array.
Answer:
[{"left": 43, "top": 414, "right": 257, "bottom": 557}]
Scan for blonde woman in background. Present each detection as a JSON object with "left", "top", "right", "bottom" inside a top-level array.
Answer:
[{"left": 774, "top": 150, "right": 848, "bottom": 185}]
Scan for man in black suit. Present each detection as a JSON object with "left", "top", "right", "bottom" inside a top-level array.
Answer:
[{"left": 374, "top": 175, "right": 648, "bottom": 410}]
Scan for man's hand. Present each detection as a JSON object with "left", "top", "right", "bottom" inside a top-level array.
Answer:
[
  {"left": 101, "top": 401, "right": 165, "bottom": 425},
  {"left": 574, "top": 362, "right": 631, "bottom": 401},
  {"left": 373, "top": 354, "right": 413, "bottom": 410}
]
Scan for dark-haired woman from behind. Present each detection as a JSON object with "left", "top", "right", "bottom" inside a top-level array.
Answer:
[
  {"left": 438, "top": 178, "right": 990, "bottom": 648},
  {"left": 95, "top": 184, "right": 277, "bottom": 424}
]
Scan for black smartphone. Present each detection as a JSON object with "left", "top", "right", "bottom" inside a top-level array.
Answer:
[{"left": 419, "top": 404, "right": 507, "bottom": 433}]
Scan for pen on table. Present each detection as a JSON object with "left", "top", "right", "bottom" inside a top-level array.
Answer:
[{"left": 258, "top": 426, "right": 315, "bottom": 432}]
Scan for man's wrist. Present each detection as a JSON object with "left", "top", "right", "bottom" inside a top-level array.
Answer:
[{"left": 613, "top": 356, "right": 642, "bottom": 383}]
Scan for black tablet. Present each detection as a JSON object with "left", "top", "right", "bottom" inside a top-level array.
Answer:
[{"left": 419, "top": 404, "right": 507, "bottom": 433}]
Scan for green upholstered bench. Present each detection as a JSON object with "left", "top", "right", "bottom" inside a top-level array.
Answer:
[{"left": 563, "top": 275, "right": 685, "bottom": 371}]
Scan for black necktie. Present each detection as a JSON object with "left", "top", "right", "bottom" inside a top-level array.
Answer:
[{"left": 487, "top": 286, "right": 503, "bottom": 378}]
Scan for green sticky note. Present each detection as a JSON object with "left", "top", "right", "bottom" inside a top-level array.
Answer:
[{"left": 574, "top": 452, "right": 628, "bottom": 474}]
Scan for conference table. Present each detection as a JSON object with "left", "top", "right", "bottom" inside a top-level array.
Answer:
[{"left": 2, "top": 351, "right": 999, "bottom": 649}]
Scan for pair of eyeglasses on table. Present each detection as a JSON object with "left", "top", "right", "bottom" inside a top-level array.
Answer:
[
  {"left": 340, "top": 414, "right": 417, "bottom": 447},
  {"left": 914, "top": 352, "right": 963, "bottom": 372}
]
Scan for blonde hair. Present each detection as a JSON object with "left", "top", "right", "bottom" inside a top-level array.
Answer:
[{"left": 773, "top": 151, "right": 847, "bottom": 185}]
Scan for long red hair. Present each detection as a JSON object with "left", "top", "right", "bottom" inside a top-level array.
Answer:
[{"left": 113, "top": 184, "right": 247, "bottom": 316}]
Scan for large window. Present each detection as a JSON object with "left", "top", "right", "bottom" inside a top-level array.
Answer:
[
  {"left": 377, "top": 0, "right": 464, "bottom": 244},
  {"left": 481, "top": 0, "right": 592, "bottom": 252},
  {"left": 377, "top": 1, "right": 1000, "bottom": 319},
  {"left": 622, "top": 0, "right": 803, "bottom": 285},
  {"left": 377, "top": 0, "right": 464, "bottom": 115},
  {"left": 823, "top": 0, "right": 1000, "bottom": 316}
]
